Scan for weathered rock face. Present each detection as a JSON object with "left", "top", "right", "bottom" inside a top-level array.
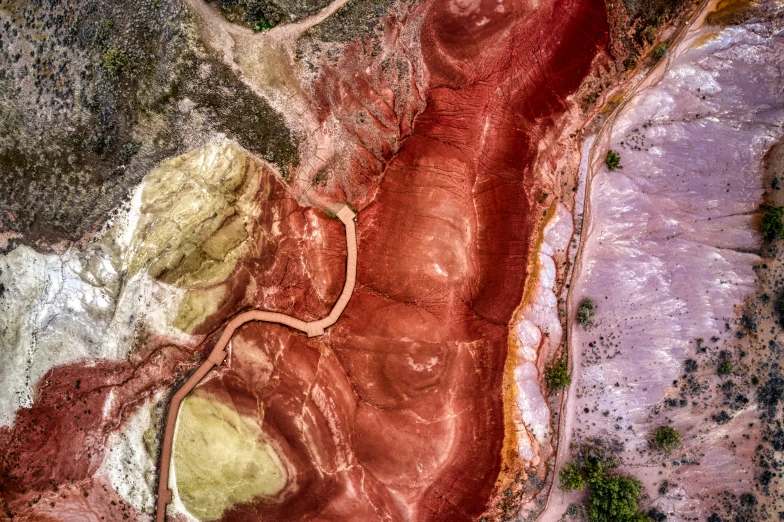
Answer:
[{"left": 1, "top": 0, "right": 611, "bottom": 521}]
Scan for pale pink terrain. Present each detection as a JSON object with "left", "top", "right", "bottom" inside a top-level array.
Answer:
[{"left": 548, "top": 2, "right": 784, "bottom": 519}]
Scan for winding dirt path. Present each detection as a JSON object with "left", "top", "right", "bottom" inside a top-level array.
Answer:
[{"left": 154, "top": 205, "right": 357, "bottom": 522}]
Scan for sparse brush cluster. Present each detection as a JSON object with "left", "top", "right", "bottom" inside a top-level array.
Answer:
[
  {"left": 558, "top": 444, "right": 649, "bottom": 522},
  {"left": 651, "top": 426, "right": 680, "bottom": 452},
  {"left": 0, "top": 0, "right": 299, "bottom": 247},
  {"left": 761, "top": 206, "right": 784, "bottom": 241},
  {"left": 605, "top": 150, "right": 622, "bottom": 170}
]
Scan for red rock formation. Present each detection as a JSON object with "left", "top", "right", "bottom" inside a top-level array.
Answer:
[
  {"left": 0, "top": 340, "right": 191, "bottom": 518},
  {"left": 0, "top": 0, "right": 608, "bottom": 520}
]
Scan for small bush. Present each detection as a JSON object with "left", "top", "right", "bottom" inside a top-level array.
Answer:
[
  {"left": 652, "top": 426, "right": 681, "bottom": 452},
  {"left": 718, "top": 359, "right": 733, "bottom": 376},
  {"left": 102, "top": 48, "right": 128, "bottom": 72},
  {"left": 558, "top": 462, "right": 585, "bottom": 492},
  {"left": 605, "top": 150, "right": 622, "bottom": 170},
  {"left": 577, "top": 298, "right": 595, "bottom": 327},
  {"left": 712, "top": 410, "right": 731, "bottom": 424},
  {"left": 684, "top": 359, "right": 697, "bottom": 373},
  {"left": 761, "top": 206, "right": 784, "bottom": 240},
  {"left": 652, "top": 44, "right": 668, "bottom": 60},
  {"left": 312, "top": 168, "right": 329, "bottom": 187},
  {"left": 546, "top": 359, "right": 572, "bottom": 391},
  {"left": 254, "top": 17, "right": 275, "bottom": 32}
]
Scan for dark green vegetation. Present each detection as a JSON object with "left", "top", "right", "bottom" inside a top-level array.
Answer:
[
  {"left": 206, "top": 0, "right": 395, "bottom": 43},
  {"left": 652, "top": 43, "right": 668, "bottom": 59},
  {"left": 578, "top": 298, "right": 596, "bottom": 327},
  {"left": 302, "top": 0, "right": 395, "bottom": 43},
  {"left": 557, "top": 444, "right": 649, "bottom": 522},
  {"left": 545, "top": 359, "right": 572, "bottom": 391},
  {"left": 0, "top": 0, "right": 298, "bottom": 248},
  {"left": 718, "top": 358, "right": 734, "bottom": 376},
  {"left": 761, "top": 206, "right": 784, "bottom": 240},
  {"left": 102, "top": 48, "right": 129, "bottom": 72},
  {"left": 558, "top": 462, "right": 585, "bottom": 492},
  {"left": 605, "top": 150, "right": 622, "bottom": 170},
  {"left": 651, "top": 426, "right": 680, "bottom": 452},
  {"left": 206, "top": 0, "right": 332, "bottom": 30},
  {"left": 312, "top": 168, "right": 329, "bottom": 187}
]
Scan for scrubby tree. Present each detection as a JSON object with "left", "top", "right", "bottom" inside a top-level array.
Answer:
[
  {"left": 652, "top": 44, "right": 668, "bottom": 60},
  {"left": 652, "top": 426, "right": 681, "bottom": 452},
  {"left": 577, "top": 298, "right": 596, "bottom": 327},
  {"left": 560, "top": 457, "right": 648, "bottom": 522},
  {"left": 102, "top": 48, "right": 128, "bottom": 72},
  {"left": 546, "top": 359, "right": 572, "bottom": 391},
  {"left": 605, "top": 150, "right": 622, "bottom": 170},
  {"left": 558, "top": 462, "right": 586, "bottom": 492},
  {"left": 718, "top": 359, "right": 733, "bottom": 376},
  {"left": 587, "top": 471, "right": 647, "bottom": 522},
  {"left": 761, "top": 206, "right": 784, "bottom": 240}
]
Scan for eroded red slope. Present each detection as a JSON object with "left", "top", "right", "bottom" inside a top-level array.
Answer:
[{"left": 0, "top": 0, "right": 607, "bottom": 520}]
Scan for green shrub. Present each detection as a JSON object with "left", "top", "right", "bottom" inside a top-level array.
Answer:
[
  {"left": 102, "top": 48, "right": 128, "bottom": 72},
  {"left": 546, "top": 359, "right": 572, "bottom": 391},
  {"left": 718, "top": 359, "right": 733, "bottom": 376},
  {"left": 652, "top": 426, "right": 681, "bottom": 452},
  {"left": 558, "top": 462, "right": 585, "bottom": 492},
  {"left": 605, "top": 150, "right": 622, "bottom": 170},
  {"left": 560, "top": 458, "right": 648, "bottom": 522},
  {"left": 652, "top": 44, "right": 668, "bottom": 60},
  {"left": 254, "top": 17, "right": 275, "bottom": 32},
  {"left": 577, "top": 298, "right": 596, "bottom": 327},
  {"left": 587, "top": 472, "right": 646, "bottom": 522},
  {"left": 762, "top": 207, "right": 784, "bottom": 240}
]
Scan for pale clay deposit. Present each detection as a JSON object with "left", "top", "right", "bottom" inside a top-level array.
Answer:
[{"left": 514, "top": 203, "right": 573, "bottom": 464}]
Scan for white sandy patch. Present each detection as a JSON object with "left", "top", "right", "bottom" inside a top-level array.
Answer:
[
  {"left": 97, "top": 393, "right": 164, "bottom": 520},
  {"left": 512, "top": 203, "right": 573, "bottom": 462}
]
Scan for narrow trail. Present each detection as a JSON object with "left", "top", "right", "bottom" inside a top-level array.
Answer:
[
  {"left": 534, "top": 2, "right": 714, "bottom": 519},
  {"left": 154, "top": 205, "right": 357, "bottom": 522}
]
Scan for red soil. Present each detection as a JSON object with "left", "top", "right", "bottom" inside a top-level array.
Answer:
[
  {"left": 0, "top": 0, "right": 607, "bottom": 520},
  {"left": 0, "top": 341, "right": 193, "bottom": 518}
]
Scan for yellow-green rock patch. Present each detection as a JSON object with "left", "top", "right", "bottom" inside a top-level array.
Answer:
[
  {"left": 125, "top": 142, "right": 266, "bottom": 289},
  {"left": 173, "top": 286, "right": 227, "bottom": 334},
  {"left": 173, "top": 391, "right": 287, "bottom": 521}
]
